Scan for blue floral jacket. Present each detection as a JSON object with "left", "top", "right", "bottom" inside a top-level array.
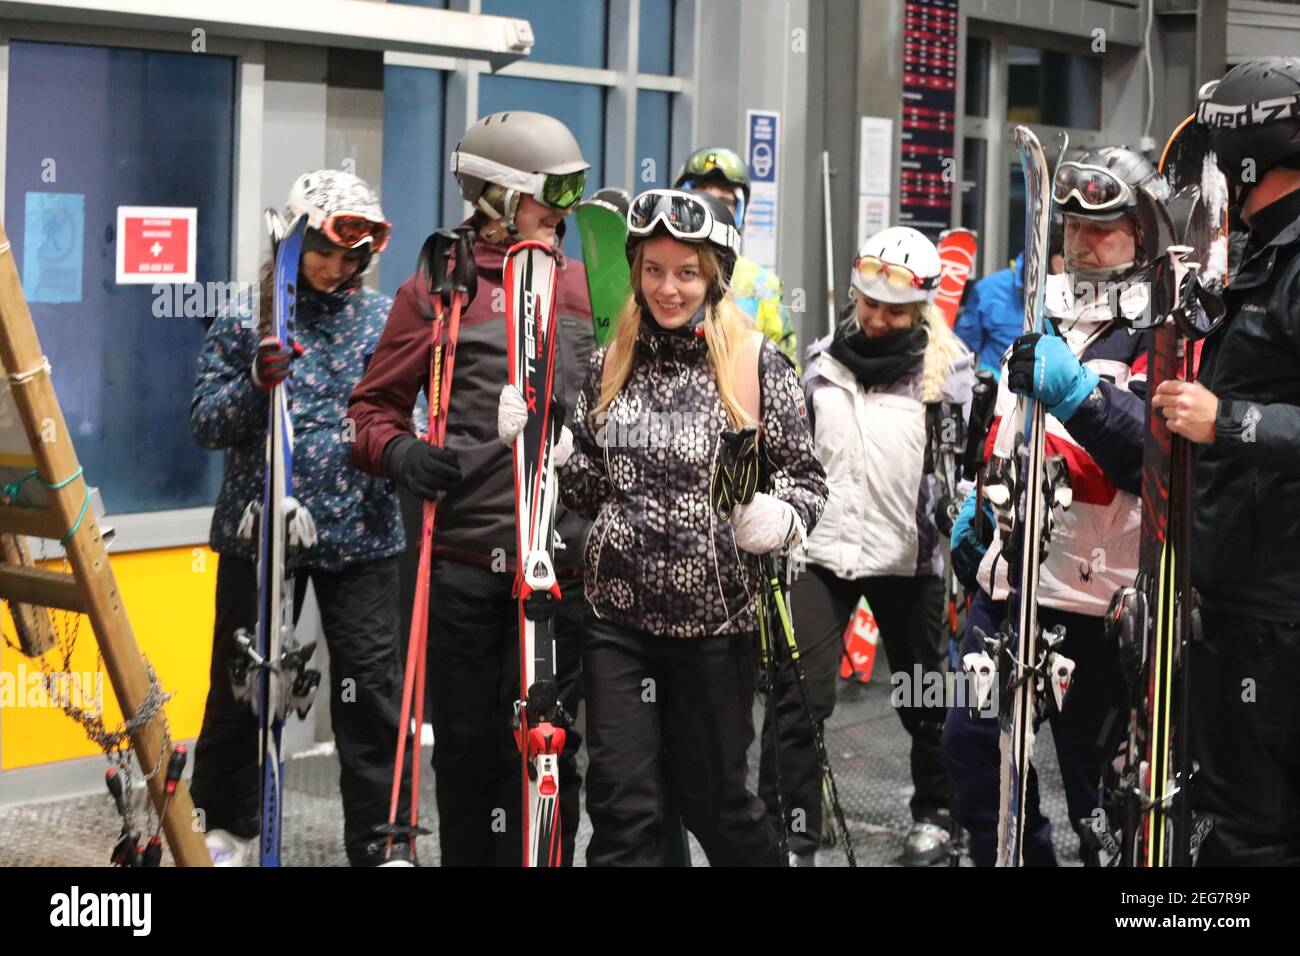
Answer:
[{"left": 191, "top": 284, "right": 405, "bottom": 571}]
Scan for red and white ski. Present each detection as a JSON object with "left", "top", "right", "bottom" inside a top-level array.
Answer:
[
  {"left": 505, "top": 239, "right": 567, "bottom": 868},
  {"left": 934, "top": 228, "right": 978, "bottom": 327}
]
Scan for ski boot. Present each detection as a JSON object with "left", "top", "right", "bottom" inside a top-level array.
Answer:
[
  {"left": 205, "top": 828, "right": 254, "bottom": 867},
  {"left": 903, "top": 812, "right": 954, "bottom": 867}
]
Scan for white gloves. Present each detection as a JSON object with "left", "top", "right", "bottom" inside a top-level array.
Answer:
[
  {"left": 497, "top": 384, "right": 573, "bottom": 468},
  {"left": 498, "top": 383, "right": 528, "bottom": 445},
  {"left": 730, "top": 492, "right": 805, "bottom": 556}
]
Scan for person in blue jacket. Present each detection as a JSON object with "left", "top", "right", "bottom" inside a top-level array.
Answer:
[
  {"left": 188, "top": 170, "right": 414, "bottom": 867},
  {"left": 953, "top": 252, "right": 1023, "bottom": 379}
]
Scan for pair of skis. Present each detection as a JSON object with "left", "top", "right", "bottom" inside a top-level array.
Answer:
[
  {"left": 228, "top": 212, "right": 321, "bottom": 867},
  {"left": 964, "top": 127, "right": 1077, "bottom": 867},
  {"left": 1099, "top": 116, "right": 1228, "bottom": 867},
  {"left": 383, "top": 227, "right": 477, "bottom": 862}
]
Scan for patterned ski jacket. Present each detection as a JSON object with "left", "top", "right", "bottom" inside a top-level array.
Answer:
[
  {"left": 559, "top": 314, "right": 827, "bottom": 638},
  {"left": 192, "top": 284, "right": 404, "bottom": 571}
]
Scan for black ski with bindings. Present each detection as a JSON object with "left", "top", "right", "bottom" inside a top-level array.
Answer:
[
  {"left": 1100, "top": 116, "right": 1228, "bottom": 867},
  {"left": 970, "top": 127, "right": 1076, "bottom": 867}
]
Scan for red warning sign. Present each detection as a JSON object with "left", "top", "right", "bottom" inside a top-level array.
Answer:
[{"left": 116, "top": 206, "right": 196, "bottom": 284}]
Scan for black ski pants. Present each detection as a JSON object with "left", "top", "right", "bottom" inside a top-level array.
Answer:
[
  {"left": 941, "top": 588, "right": 1126, "bottom": 866},
  {"left": 583, "top": 617, "right": 782, "bottom": 866},
  {"left": 190, "top": 554, "right": 410, "bottom": 865},
  {"left": 759, "top": 564, "right": 952, "bottom": 852},
  {"left": 425, "top": 559, "right": 585, "bottom": 866},
  {"left": 1191, "top": 609, "right": 1300, "bottom": 866}
]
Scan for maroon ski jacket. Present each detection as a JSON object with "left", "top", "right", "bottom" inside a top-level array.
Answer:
[{"left": 347, "top": 227, "right": 594, "bottom": 574}]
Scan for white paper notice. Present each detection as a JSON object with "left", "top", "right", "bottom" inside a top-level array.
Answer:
[
  {"left": 858, "top": 117, "right": 893, "bottom": 196},
  {"left": 857, "top": 195, "right": 890, "bottom": 251}
]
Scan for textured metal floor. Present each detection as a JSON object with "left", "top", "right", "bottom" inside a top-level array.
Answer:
[{"left": 0, "top": 672, "right": 1078, "bottom": 867}]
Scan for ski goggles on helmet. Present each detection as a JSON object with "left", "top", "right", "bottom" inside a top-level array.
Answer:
[
  {"left": 1053, "top": 162, "right": 1133, "bottom": 214},
  {"left": 627, "top": 189, "right": 741, "bottom": 257},
  {"left": 853, "top": 254, "right": 937, "bottom": 292},
  {"left": 320, "top": 213, "right": 392, "bottom": 253},
  {"left": 683, "top": 147, "right": 748, "bottom": 184},
  {"left": 450, "top": 151, "right": 587, "bottom": 211}
]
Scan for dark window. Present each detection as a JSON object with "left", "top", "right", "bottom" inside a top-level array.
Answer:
[
  {"left": 5, "top": 40, "right": 235, "bottom": 514},
  {"left": 962, "top": 138, "right": 987, "bottom": 265},
  {"left": 483, "top": 0, "right": 607, "bottom": 69},
  {"left": 965, "top": 37, "right": 990, "bottom": 117},
  {"left": 1006, "top": 45, "right": 1102, "bottom": 129},
  {"left": 635, "top": 90, "right": 673, "bottom": 189},
  {"left": 381, "top": 65, "right": 445, "bottom": 296},
  {"left": 638, "top": 0, "right": 675, "bottom": 75}
]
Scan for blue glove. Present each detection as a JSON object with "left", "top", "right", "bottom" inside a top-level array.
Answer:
[
  {"left": 951, "top": 490, "right": 994, "bottom": 591},
  {"left": 1007, "top": 332, "right": 1099, "bottom": 421}
]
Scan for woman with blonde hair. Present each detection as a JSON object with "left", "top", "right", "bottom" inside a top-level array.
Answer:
[
  {"left": 499, "top": 189, "right": 827, "bottom": 865},
  {"left": 759, "top": 226, "right": 974, "bottom": 866}
]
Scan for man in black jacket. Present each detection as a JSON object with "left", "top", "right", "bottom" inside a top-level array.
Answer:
[{"left": 1153, "top": 57, "right": 1300, "bottom": 866}]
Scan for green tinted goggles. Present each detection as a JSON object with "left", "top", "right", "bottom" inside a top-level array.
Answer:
[{"left": 539, "top": 170, "right": 587, "bottom": 210}]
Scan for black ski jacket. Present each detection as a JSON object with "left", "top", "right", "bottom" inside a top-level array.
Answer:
[{"left": 1193, "top": 188, "right": 1300, "bottom": 621}]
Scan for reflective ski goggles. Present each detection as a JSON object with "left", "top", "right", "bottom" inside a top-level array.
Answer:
[
  {"left": 683, "top": 147, "right": 748, "bottom": 184},
  {"left": 1053, "top": 162, "right": 1132, "bottom": 214},
  {"left": 320, "top": 213, "right": 392, "bottom": 253},
  {"left": 450, "top": 151, "right": 588, "bottom": 211},
  {"left": 853, "top": 254, "right": 937, "bottom": 291},
  {"left": 681, "top": 176, "right": 746, "bottom": 231},
  {"left": 627, "top": 189, "right": 741, "bottom": 256}
]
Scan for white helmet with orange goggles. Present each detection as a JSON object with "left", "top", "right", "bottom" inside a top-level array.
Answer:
[
  {"left": 287, "top": 170, "right": 392, "bottom": 253},
  {"left": 850, "top": 226, "right": 941, "bottom": 305}
]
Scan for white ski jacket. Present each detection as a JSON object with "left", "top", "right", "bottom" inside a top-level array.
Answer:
[{"left": 800, "top": 332, "right": 974, "bottom": 580}]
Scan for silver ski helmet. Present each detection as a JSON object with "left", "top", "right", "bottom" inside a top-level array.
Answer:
[
  {"left": 851, "top": 226, "right": 941, "bottom": 305},
  {"left": 1053, "top": 146, "right": 1170, "bottom": 279},
  {"left": 673, "top": 147, "right": 751, "bottom": 230},
  {"left": 1053, "top": 147, "right": 1170, "bottom": 223},
  {"left": 1198, "top": 57, "right": 1300, "bottom": 192},
  {"left": 450, "top": 111, "right": 589, "bottom": 231}
]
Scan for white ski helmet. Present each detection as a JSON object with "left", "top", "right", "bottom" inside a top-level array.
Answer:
[
  {"left": 850, "top": 226, "right": 941, "bottom": 305},
  {"left": 285, "top": 169, "right": 390, "bottom": 252}
]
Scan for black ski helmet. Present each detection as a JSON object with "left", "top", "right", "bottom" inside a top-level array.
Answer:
[
  {"left": 1197, "top": 57, "right": 1300, "bottom": 191},
  {"left": 625, "top": 189, "right": 740, "bottom": 303}
]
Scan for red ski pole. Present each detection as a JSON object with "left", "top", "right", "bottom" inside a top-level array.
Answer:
[{"left": 385, "top": 228, "right": 477, "bottom": 861}]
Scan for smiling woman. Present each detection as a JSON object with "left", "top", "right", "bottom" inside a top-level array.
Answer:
[{"left": 515, "top": 185, "right": 828, "bottom": 865}]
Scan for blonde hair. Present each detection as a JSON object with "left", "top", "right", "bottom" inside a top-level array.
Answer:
[
  {"left": 595, "top": 243, "right": 757, "bottom": 430},
  {"left": 847, "top": 292, "right": 964, "bottom": 403}
]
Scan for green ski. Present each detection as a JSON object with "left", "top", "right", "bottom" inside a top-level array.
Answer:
[{"left": 575, "top": 188, "right": 632, "bottom": 347}]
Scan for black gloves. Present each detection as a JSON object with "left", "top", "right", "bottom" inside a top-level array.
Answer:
[{"left": 385, "top": 435, "right": 462, "bottom": 500}]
